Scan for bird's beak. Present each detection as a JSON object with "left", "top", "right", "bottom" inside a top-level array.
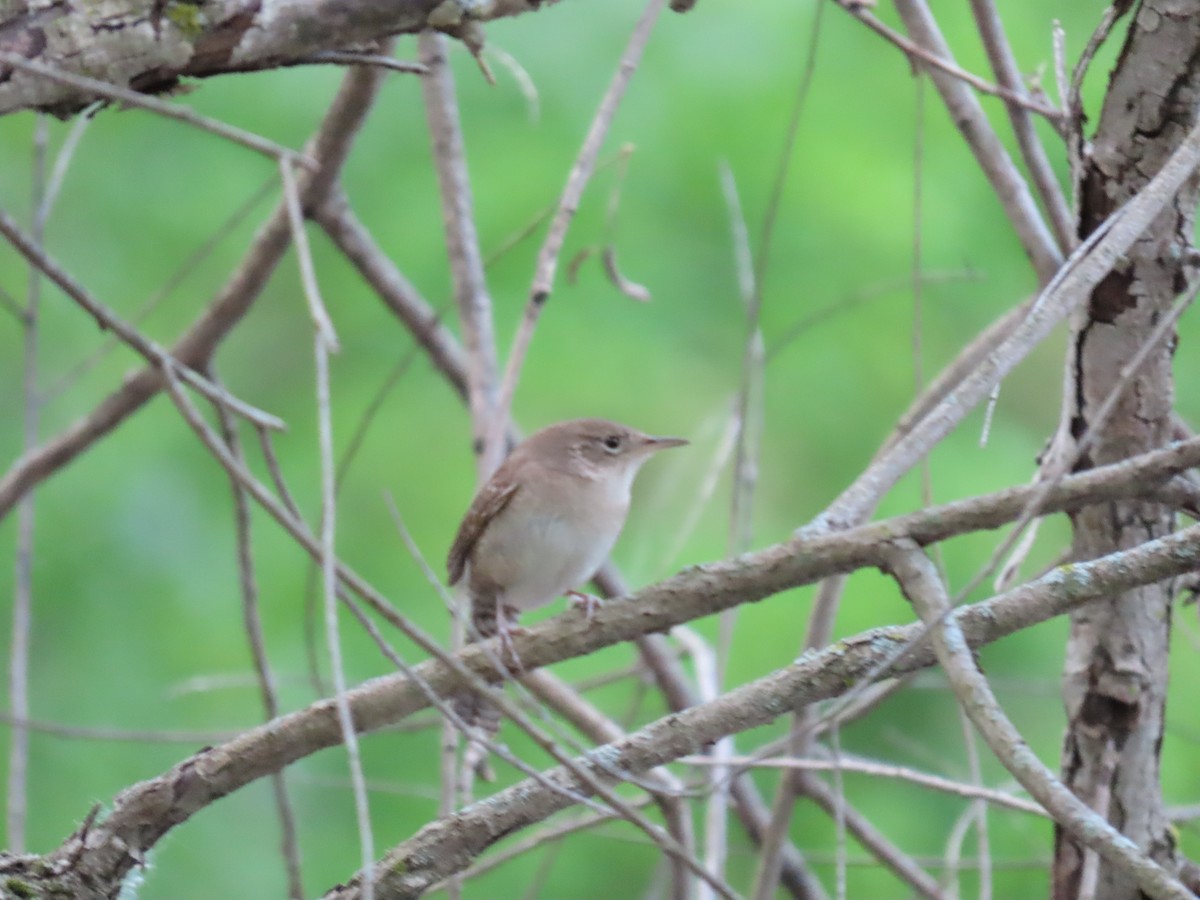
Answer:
[{"left": 642, "top": 435, "right": 689, "bottom": 451}]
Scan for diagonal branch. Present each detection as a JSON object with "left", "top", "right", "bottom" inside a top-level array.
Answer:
[
  {"left": 818, "top": 110, "right": 1200, "bottom": 530},
  {"left": 890, "top": 0, "right": 1061, "bottom": 284},
  {"left": 43, "top": 446, "right": 1200, "bottom": 894},
  {"left": 0, "top": 61, "right": 388, "bottom": 523},
  {"left": 881, "top": 542, "right": 1192, "bottom": 900},
  {"left": 321, "top": 521, "right": 1200, "bottom": 898},
  {"left": 0, "top": 207, "right": 285, "bottom": 432},
  {"left": 484, "top": 0, "right": 666, "bottom": 468},
  {"left": 968, "top": 0, "right": 1075, "bottom": 253}
]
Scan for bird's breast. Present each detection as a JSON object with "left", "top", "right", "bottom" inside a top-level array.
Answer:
[{"left": 471, "top": 483, "right": 630, "bottom": 612}]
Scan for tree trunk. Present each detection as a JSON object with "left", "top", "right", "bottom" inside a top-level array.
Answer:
[{"left": 1056, "top": 2, "right": 1200, "bottom": 897}]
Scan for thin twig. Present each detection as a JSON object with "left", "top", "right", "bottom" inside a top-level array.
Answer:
[
  {"left": 956, "top": 705, "right": 992, "bottom": 900},
  {"left": 830, "top": 1, "right": 1065, "bottom": 124},
  {"left": 0, "top": 60, "right": 389, "bottom": 523},
  {"left": 804, "top": 771, "right": 944, "bottom": 900},
  {"left": 766, "top": 269, "right": 983, "bottom": 364},
  {"left": 44, "top": 176, "right": 278, "bottom": 403},
  {"left": 957, "top": 276, "right": 1200, "bottom": 604},
  {"left": 382, "top": 496, "right": 463, "bottom": 899},
  {"left": 0, "top": 713, "right": 238, "bottom": 743},
  {"left": 484, "top": 0, "right": 667, "bottom": 468},
  {"left": 969, "top": 0, "right": 1074, "bottom": 252},
  {"left": 41, "top": 108, "right": 93, "bottom": 225},
  {"left": 817, "top": 110, "right": 1200, "bottom": 532},
  {"left": 314, "top": 336, "right": 373, "bottom": 898},
  {"left": 681, "top": 755, "right": 1044, "bottom": 817},
  {"left": 315, "top": 199, "right": 468, "bottom": 399},
  {"left": 419, "top": 32, "right": 500, "bottom": 476},
  {"left": 0, "top": 207, "right": 286, "bottom": 432},
  {"left": 714, "top": 161, "right": 766, "bottom": 900},
  {"left": 742, "top": 8, "right": 829, "bottom": 893},
  {"left": 1067, "top": 2, "right": 1130, "bottom": 197},
  {"left": 674, "top": 627, "right": 731, "bottom": 900},
  {"left": 7, "top": 114, "right": 48, "bottom": 854},
  {"left": 282, "top": 159, "right": 339, "bottom": 350},
  {"left": 286, "top": 133, "right": 370, "bottom": 890},
  {"left": 890, "top": 0, "right": 1062, "bottom": 285},
  {"left": 216, "top": 398, "right": 305, "bottom": 900},
  {"left": 0, "top": 52, "right": 315, "bottom": 169},
  {"left": 296, "top": 52, "right": 428, "bottom": 74},
  {"left": 436, "top": 800, "right": 654, "bottom": 889},
  {"left": 882, "top": 542, "right": 1193, "bottom": 900},
  {"left": 521, "top": 668, "right": 696, "bottom": 900}
]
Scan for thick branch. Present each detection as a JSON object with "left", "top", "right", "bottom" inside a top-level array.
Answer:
[
  {"left": 324, "top": 522, "right": 1200, "bottom": 898},
  {"left": 0, "top": 0, "right": 549, "bottom": 115},
  {"left": 37, "top": 446, "right": 1200, "bottom": 895}
]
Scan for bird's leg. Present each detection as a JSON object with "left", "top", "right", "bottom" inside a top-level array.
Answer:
[
  {"left": 496, "top": 602, "right": 528, "bottom": 673},
  {"left": 567, "top": 590, "right": 603, "bottom": 620}
]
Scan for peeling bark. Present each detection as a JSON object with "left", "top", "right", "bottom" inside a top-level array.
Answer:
[{"left": 1055, "top": 2, "right": 1200, "bottom": 898}]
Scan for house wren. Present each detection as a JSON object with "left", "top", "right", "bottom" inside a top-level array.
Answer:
[{"left": 446, "top": 418, "right": 687, "bottom": 758}]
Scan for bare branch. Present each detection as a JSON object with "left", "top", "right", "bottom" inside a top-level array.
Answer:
[
  {"left": 315, "top": 197, "right": 467, "bottom": 398},
  {"left": 890, "top": 0, "right": 1062, "bottom": 284},
  {"left": 216, "top": 401, "right": 305, "bottom": 900},
  {"left": 322, "top": 520, "right": 1200, "bottom": 897},
  {"left": 0, "top": 0, "right": 556, "bottom": 115},
  {"left": 683, "top": 755, "right": 1044, "bottom": 818},
  {"left": 882, "top": 542, "right": 1193, "bottom": 900},
  {"left": 484, "top": 0, "right": 666, "bottom": 466},
  {"left": 419, "top": 31, "right": 500, "bottom": 476},
  {"left": 830, "top": 2, "right": 1066, "bottom": 124},
  {"left": 969, "top": 0, "right": 1075, "bottom": 252},
  {"left": 0, "top": 208, "right": 286, "bottom": 432},
  {"left": 6, "top": 115, "right": 48, "bottom": 854},
  {"left": 0, "top": 52, "right": 314, "bottom": 167},
  {"left": 819, "top": 111, "right": 1200, "bottom": 530},
  {"left": 0, "top": 61, "right": 388, "bottom": 523},
  {"left": 47, "top": 449, "right": 1200, "bottom": 894}
]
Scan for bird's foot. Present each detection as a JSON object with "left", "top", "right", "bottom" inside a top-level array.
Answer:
[
  {"left": 496, "top": 608, "right": 528, "bottom": 673},
  {"left": 568, "top": 590, "right": 603, "bottom": 621}
]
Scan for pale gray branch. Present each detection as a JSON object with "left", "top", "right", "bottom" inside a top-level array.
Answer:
[
  {"left": 322, "top": 521, "right": 1200, "bottom": 897},
  {"left": 882, "top": 543, "right": 1193, "bottom": 900},
  {"left": 0, "top": 0, "right": 552, "bottom": 115},
  {"left": 46, "top": 451, "right": 1200, "bottom": 895}
]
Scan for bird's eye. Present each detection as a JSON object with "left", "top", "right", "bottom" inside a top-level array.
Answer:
[{"left": 603, "top": 434, "right": 622, "bottom": 452}]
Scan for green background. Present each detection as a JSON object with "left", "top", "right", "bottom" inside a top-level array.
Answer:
[{"left": 1, "top": 0, "right": 1198, "bottom": 896}]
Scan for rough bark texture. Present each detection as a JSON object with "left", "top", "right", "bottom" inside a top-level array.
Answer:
[
  {"left": 0, "top": 0, "right": 547, "bottom": 116},
  {"left": 1056, "top": 2, "right": 1200, "bottom": 897}
]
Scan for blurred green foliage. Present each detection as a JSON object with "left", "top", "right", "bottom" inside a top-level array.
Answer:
[{"left": 1, "top": 0, "right": 1199, "bottom": 897}]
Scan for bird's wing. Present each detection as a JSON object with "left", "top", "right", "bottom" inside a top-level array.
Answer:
[{"left": 446, "top": 478, "right": 521, "bottom": 585}]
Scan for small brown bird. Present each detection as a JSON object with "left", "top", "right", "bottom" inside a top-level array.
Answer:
[{"left": 446, "top": 418, "right": 687, "bottom": 762}]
